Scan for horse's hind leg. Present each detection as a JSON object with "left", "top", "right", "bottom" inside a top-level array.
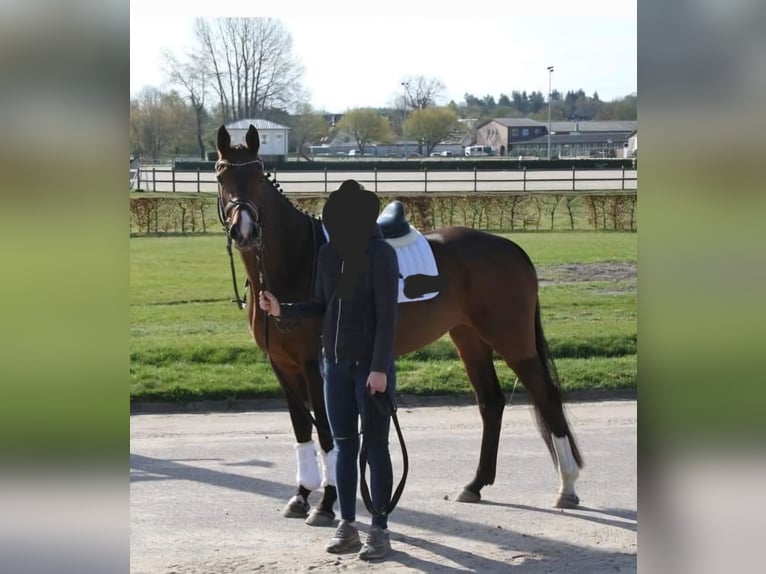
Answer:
[
  {"left": 449, "top": 325, "right": 506, "bottom": 503},
  {"left": 500, "top": 353, "right": 583, "bottom": 508}
]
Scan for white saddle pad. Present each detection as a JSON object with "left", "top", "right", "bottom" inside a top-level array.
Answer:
[{"left": 321, "top": 223, "right": 440, "bottom": 303}]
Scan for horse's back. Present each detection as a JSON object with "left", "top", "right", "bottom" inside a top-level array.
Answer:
[{"left": 424, "top": 226, "right": 535, "bottom": 271}]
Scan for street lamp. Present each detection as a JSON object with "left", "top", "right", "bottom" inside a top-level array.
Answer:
[
  {"left": 401, "top": 81, "right": 410, "bottom": 159},
  {"left": 547, "top": 66, "right": 554, "bottom": 159}
]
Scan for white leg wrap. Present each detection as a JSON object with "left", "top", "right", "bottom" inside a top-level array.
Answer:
[
  {"left": 295, "top": 441, "right": 321, "bottom": 491},
  {"left": 319, "top": 447, "right": 337, "bottom": 488},
  {"left": 553, "top": 435, "right": 579, "bottom": 495}
]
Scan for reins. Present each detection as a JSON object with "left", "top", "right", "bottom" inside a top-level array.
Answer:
[
  {"left": 217, "top": 160, "right": 409, "bottom": 510},
  {"left": 217, "top": 161, "right": 332, "bottom": 441},
  {"left": 359, "top": 391, "right": 408, "bottom": 517}
]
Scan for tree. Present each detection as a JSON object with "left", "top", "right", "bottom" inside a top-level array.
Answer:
[
  {"left": 528, "top": 91, "right": 546, "bottom": 114},
  {"left": 400, "top": 76, "right": 446, "bottom": 109},
  {"left": 511, "top": 90, "right": 529, "bottom": 115},
  {"left": 336, "top": 109, "right": 392, "bottom": 154},
  {"left": 406, "top": 107, "right": 459, "bottom": 156},
  {"left": 290, "top": 103, "right": 330, "bottom": 159},
  {"left": 163, "top": 50, "right": 210, "bottom": 159},
  {"left": 192, "top": 17, "right": 304, "bottom": 123},
  {"left": 130, "top": 87, "right": 197, "bottom": 160}
]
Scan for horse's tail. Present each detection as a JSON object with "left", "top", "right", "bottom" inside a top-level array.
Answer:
[{"left": 533, "top": 301, "right": 584, "bottom": 469}]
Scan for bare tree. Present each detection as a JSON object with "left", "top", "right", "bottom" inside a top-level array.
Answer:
[
  {"left": 400, "top": 76, "right": 447, "bottom": 110},
  {"left": 163, "top": 50, "right": 209, "bottom": 159},
  {"left": 130, "top": 87, "right": 195, "bottom": 160},
  {"left": 193, "top": 17, "right": 304, "bottom": 123}
]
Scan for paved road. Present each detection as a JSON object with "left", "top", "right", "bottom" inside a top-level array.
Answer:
[
  {"left": 130, "top": 400, "right": 636, "bottom": 573},
  {"left": 135, "top": 168, "right": 637, "bottom": 195}
]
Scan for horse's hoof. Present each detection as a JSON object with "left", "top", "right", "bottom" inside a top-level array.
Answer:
[
  {"left": 555, "top": 492, "right": 580, "bottom": 509},
  {"left": 455, "top": 489, "right": 481, "bottom": 503},
  {"left": 305, "top": 508, "right": 336, "bottom": 527},
  {"left": 281, "top": 495, "right": 310, "bottom": 518}
]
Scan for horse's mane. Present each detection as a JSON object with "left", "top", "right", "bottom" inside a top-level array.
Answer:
[
  {"left": 221, "top": 145, "right": 323, "bottom": 222},
  {"left": 262, "top": 171, "right": 322, "bottom": 223}
]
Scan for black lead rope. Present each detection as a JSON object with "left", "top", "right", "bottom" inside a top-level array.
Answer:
[
  {"left": 225, "top": 233, "right": 248, "bottom": 310},
  {"left": 359, "top": 391, "right": 409, "bottom": 517}
]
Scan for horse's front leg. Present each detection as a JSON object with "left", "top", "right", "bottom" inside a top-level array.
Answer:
[
  {"left": 272, "top": 365, "right": 322, "bottom": 519},
  {"left": 303, "top": 360, "right": 338, "bottom": 527}
]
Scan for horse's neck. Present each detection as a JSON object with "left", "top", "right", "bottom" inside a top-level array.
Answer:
[{"left": 243, "top": 181, "right": 316, "bottom": 297}]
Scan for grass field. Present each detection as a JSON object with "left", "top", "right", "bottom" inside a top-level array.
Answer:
[{"left": 130, "top": 231, "right": 637, "bottom": 402}]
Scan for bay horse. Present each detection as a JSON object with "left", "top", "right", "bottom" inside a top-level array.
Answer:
[{"left": 214, "top": 124, "right": 583, "bottom": 524}]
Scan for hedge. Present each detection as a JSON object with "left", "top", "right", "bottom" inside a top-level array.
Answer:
[{"left": 129, "top": 193, "right": 637, "bottom": 235}]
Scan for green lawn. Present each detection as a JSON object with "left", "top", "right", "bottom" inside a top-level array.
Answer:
[{"left": 130, "top": 232, "right": 637, "bottom": 402}]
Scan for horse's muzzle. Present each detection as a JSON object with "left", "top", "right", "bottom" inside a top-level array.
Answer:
[{"left": 229, "top": 209, "right": 259, "bottom": 251}]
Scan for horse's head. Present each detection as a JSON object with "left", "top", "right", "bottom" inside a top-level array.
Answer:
[{"left": 215, "top": 124, "right": 266, "bottom": 251}]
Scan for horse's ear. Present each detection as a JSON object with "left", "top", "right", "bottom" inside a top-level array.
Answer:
[
  {"left": 245, "top": 124, "right": 260, "bottom": 154},
  {"left": 217, "top": 126, "right": 231, "bottom": 155}
]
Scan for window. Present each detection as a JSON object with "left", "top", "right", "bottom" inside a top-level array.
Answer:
[
  {"left": 261, "top": 134, "right": 268, "bottom": 144},
  {"left": 522, "top": 128, "right": 529, "bottom": 137},
  {"left": 511, "top": 128, "right": 519, "bottom": 137}
]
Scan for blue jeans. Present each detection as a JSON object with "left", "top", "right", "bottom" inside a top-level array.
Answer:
[{"left": 322, "top": 358, "right": 396, "bottom": 529}]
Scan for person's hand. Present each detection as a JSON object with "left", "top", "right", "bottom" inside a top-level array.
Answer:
[
  {"left": 367, "top": 371, "right": 387, "bottom": 394},
  {"left": 258, "top": 290, "right": 281, "bottom": 317}
]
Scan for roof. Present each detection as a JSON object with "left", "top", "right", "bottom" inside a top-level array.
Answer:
[
  {"left": 513, "top": 131, "right": 632, "bottom": 146},
  {"left": 550, "top": 120, "right": 637, "bottom": 133},
  {"left": 225, "top": 119, "right": 290, "bottom": 131},
  {"left": 481, "top": 118, "right": 547, "bottom": 129}
]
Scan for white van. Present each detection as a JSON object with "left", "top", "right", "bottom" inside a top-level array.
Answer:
[{"left": 465, "top": 145, "right": 494, "bottom": 157}]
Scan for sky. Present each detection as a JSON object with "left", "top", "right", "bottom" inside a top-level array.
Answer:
[{"left": 130, "top": 0, "right": 636, "bottom": 113}]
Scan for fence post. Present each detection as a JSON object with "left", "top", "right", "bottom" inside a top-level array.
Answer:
[
  {"left": 172, "top": 166, "right": 176, "bottom": 193},
  {"left": 572, "top": 166, "right": 576, "bottom": 192},
  {"left": 474, "top": 166, "right": 477, "bottom": 193},
  {"left": 324, "top": 167, "right": 327, "bottom": 194},
  {"left": 424, "top": 165, "right": 428, "bottom": 193},
  {"left": 374, "top": 167, "right": 378, "bottom": 193},
  {"left": 196, "top": 167, "right": 200, "bottom": 193},
  {"left": 152, "top": 167, "right": 156, "bottom": 192},
  {"left": 622, "top": 167, "right": 625, "bottom": 191},
  {"left": 523, "top": 167, "right": 527, "bottom": 192}
]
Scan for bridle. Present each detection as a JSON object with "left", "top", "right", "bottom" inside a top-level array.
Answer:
[
  {"left": 215, "top": 158, "right": 408, "bottom": 504},
  {"left": 215, "top": 155, "right": 333, "bottom": 443},
  {"left": 215, "top": 158, "right": 264, "bottom": 248},
  {"left": 215, "top": 158, "right": 267, "bottom": 311}
]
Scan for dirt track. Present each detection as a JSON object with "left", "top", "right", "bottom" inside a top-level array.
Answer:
[{"left": 130, "top": 399, "right": 636, "bottom": 573}]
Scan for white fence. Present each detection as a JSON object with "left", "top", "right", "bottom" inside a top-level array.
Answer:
[{"left": 133, "top": 166, "right": 637, "bottom": 195}]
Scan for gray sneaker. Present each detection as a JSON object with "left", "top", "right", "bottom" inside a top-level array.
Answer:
[
  {"left": 325, "top": 520, "right": 361, "bottom": 554},
  {"left": 358, "top": 525, "right": 391, "bottom": 561}
]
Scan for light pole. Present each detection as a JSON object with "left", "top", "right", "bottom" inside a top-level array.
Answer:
[
  {"left": 401, "top": 81, "right": 410, "bottom": 159},
  {"left": 547, "top": 66, "right": 554, "bottom": 159}
]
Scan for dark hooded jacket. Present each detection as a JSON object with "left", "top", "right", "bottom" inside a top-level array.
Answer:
[{"left": 279, "top": 224, "right": 399, "bottom": 373}]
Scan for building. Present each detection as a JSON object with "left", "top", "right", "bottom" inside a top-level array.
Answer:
[
  {"left": 509, "top": 131, "right": 634, "bottom": 159},
  {"left": 626, "top": 130, "right": 638, "bottom": 158},
  {"left": 475, "top": 118, "right": 548, "bottom": 156},
  {"left": 476, "top": 118, "right": 637, "bottom": 159},
  {"left": 224, "top": 119, "right": 290, "bottom": 163}
]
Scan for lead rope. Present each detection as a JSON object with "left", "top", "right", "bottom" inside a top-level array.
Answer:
[
  {"left": 225, "top": 230, "right": 248, "bottom": 310},
  {"left": 359, "top": 391, "right": 408, "bottom": 517}
]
